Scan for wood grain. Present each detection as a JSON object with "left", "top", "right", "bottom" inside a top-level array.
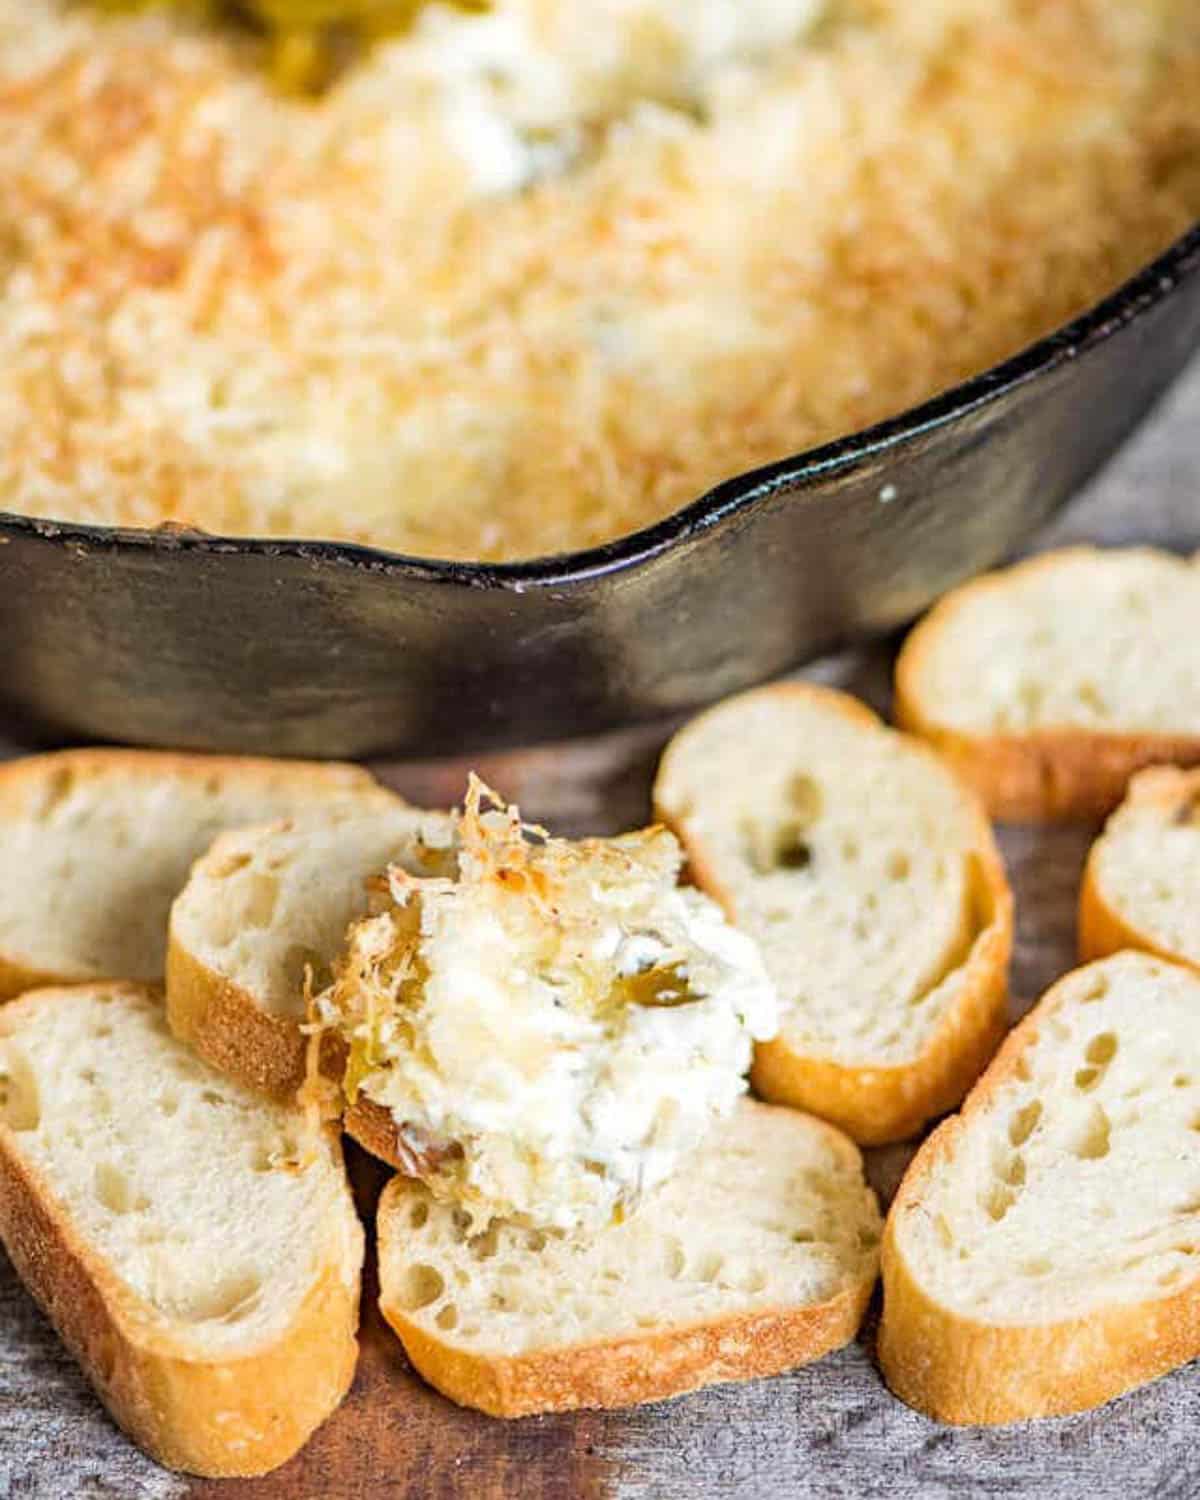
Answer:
[{"left": 0, "top": 357, "right": 1197, "bottom": 1499}]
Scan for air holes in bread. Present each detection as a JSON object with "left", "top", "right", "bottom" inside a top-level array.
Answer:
[
  {"left": 1076, "top": 1033, "right": 1118, "bottom": 1092},
  {"left": 886, "top": 852, "right": 911, "bottom": 882},
  {"left": 409, "top": 1201, "right": 429, "bottom": 1230},
  {"left": 999, "top": 1156, "right": 1026, "bottom": 1188},
  {"left": 179, "top": 1271, "right": 263, "bottom": 1325},
  {"left": 1071, "top": 1105, "right": 1111, "bottom": 1160},
  {"left": 1081, "top": 976, "right": 1109, "bottom": 1004},
  {"left": 1022, "top": 1258, "right": 1052, "bottom": 1278},
  {"left": 159, "top": 1093, "right": 179, "bottom": 1117},
  {"left": 662, "top": 1237, "right": 686, "bottom": 1279},
  {"left": 743, "top": 818, "right": 812, "bottom": 876},
  {"left": 241, "top": 874, "right": 280, "bottom": 930},
  {"left": 0, "top": 1052, "right": 40, "bottom": 1132},
  {"left": 983, "top": 1185, "right": 1014, "bottom": 1222},
  {"left": 398, "top": 1265, "right": 445, "bottom": 1312},
  {"left": 695, "top": 1254, "right": 723, "bottom": 1283},
  {"left": 1174, "top": 1075, "right": 1192, "bottom": 1090},
  {"left": 787, "top": 774, "right": 823, "bottom": 824},
  {"left": 468, "top": 1227, "right": 500, "bottom": 1261},
  {"left": 1076, "top": 681, "right": 1108, "bottom": 716},
  {"left": 94, "top": 1163, "right": 141, "bottom": 1216},
  {"left": 1008, "top": 1100, "right": 1042, "bottom": 1146},
  {"left": 436, "top": 1303, "right": 459, "bottom": 1331}
]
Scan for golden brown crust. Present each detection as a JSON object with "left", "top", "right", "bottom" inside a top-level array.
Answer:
[
  {"left": 0, "top": 748, "right": 379, "bottom": 1002},
  {"left": 165, "top": 936, "right": 310, "bottom": 1101},
  {"left": 878, "top": 956, "right": 1200, "bottom": 1423},
  {"left": 655, "top": 681, "right": 1014, "bottom": 1146},
  {"left": 343, "top": 1094, "right": 406, "bottom": 1168},
  {"left": 376, "top": 1173, "right": 875, "bottom": 1418},
  {"left": 0, "top": 985, "right": 363, "bottom": 1476},
  {"left": 1077, "top": 767, "right": 1200, "bottom": 969},
  {"left": 893, "top": 549, "right": 1200, "bottom": 823}
]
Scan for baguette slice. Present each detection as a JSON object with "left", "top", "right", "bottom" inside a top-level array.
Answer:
[
  {"left": 167, "top": 800, "right": 456, "bottom": 1098},
  {"left": 894, "top": 547, "right": 1200, "bottom": 822},
  {"left": 377, "top": 1098, "right": 880, "bottom": 1417},
  {"left": 880, "top": 952, "right": 1200, "bottom": 1424},
  {"left": 1080, "top": 766, "right": 1200, "bottom": 970},
  {"left": 0, "top": 749, "right": 380, "bottom": 1001},
  {"left": 653, "top": 683, "right": 1012, "bottom": 1145},
  {"left": 0, "top": 982, "right": 363, "bottom": 1476}
]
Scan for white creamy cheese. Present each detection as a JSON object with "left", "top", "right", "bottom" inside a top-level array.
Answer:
[
  {"left": 327, "top": 797, "right": 777, "bottom": 1232},
  {"left": 368, "top": 0, "right": 827, "bottom": 193}
]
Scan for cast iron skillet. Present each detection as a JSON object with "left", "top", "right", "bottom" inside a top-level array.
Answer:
[{"left": 2, "top": 222, "right": 1199, "bottom": 760}]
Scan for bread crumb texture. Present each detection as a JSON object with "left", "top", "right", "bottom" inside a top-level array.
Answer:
[
  {"left": 891, "top": 953, "right": 1200, "bottom": 1326},
  {"left": 379, "top": 1099, "right": 880, "bottom": 1388},
  {"left": 1084, "top": 767, "right": 1200, "bottom": 969},
  {"left": 900, "top": 550, "right": 1200, "bottom": 738},
  {"left": 0, "top": 1, "right": 1197, "bottom": 559},
  {"left": 0, "top": 985, "right": 360, "bottom": 1352},
  {"left": 655, "top": 686, "right": 1004, "bottom": 1069}
]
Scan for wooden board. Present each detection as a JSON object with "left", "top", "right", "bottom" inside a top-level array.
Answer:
[{"left": 1, "top": 358, "right": 1199, "bottom": 1499}]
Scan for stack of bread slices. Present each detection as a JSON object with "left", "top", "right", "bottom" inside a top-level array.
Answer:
[{"left": 4, "top": 544, "right": 1200, "bottom": 1476}]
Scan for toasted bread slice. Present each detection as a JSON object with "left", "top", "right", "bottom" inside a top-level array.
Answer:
[
  {"left": 1079, "top": 766, "right": 1200, "bottom": 970},
  {"left": 167, "top": 800, "right": 456, "bottom": 1098},
  {"left": 377, "top": 1098, "right": 880, "bottom": 1417},
  {"left": 653, "top": 683, "right": 1012, "bottom": 1145},
  {"left": 880, "top": 952, "right": 1200, "bottom": 1424},
  {"left": 894, "top": 547, "right": 1200, "bottom": 822},
  {"left": 0, "top": 982, "right": 363, "bottom": 1475},
  {"left": 0, "top": 749, "right": 380, "bottom": 1001}
]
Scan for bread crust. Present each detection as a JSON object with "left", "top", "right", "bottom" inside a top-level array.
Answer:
[
  {"left": 879, "top": 956, "right": 1200, "bottom": 1423},
  {"left": 0, "top": 984, "right": 364, "bottom": 1475},
  {"left": 1078, "top": 766, "right": 1200, "bottom": 969},
  {"left": 894, "top": 548, "right": 1200, "bottom": 823},
  {"left": 376, "top": 1105, "right": 877, "bottom": 1417},
  {"left": 654, "top": 681, "right": 1013, "bottom": 1146},
  {"left": 0, "top": 749, "right": 378, "bottom": 1002},
  {"left": 165, "top": 936, "right": 310, "bottom": 1101},
  {"left": 343, "top": 1094, "right": 407, "bottom": 1168}
]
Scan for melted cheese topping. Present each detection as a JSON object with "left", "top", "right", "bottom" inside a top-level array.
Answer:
[
  {"left": 0, "top": 1, "right": 1198, "bottom": 560},
  {"left": 323, "top": 788, "right": 777, "bottom": 1232}
]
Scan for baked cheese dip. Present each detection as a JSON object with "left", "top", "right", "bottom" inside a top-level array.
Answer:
[
  {"left": 319, "top": 779, "right": 777, "bottom": 1233},
  {"left": 0, "top": 1, "right": 1198, "bottom": 559}
]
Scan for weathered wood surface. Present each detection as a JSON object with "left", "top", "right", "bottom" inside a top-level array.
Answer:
[{"left": 0, "top": 359, "right": 1198, "bottom": 1499}]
